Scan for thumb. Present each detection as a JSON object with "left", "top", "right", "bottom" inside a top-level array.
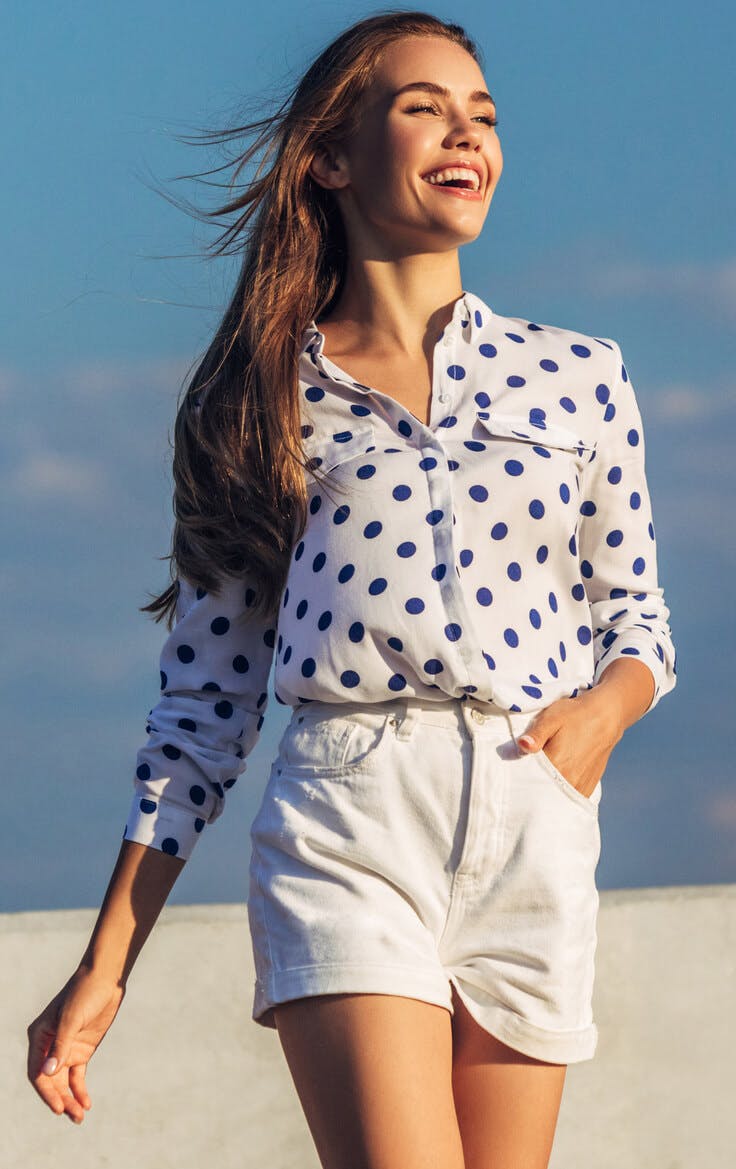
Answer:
[
  {"left": 517, "top": 719, "right": 545, "bottom": 752},
  {"left": 41, "top": 1030, "right": 73, "bottom": 1077}
]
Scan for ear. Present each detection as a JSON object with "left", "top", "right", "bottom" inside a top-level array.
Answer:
[{"left": 308, "top": 143, "right": 351, "bottom": 193}]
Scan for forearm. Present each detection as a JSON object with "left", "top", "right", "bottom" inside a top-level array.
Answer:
[
  {"left": 78, "top": 839, "right": 185, "bottom": 987},
  {"left": 591, "top": 657, "right": 656, "bottom": 734}
]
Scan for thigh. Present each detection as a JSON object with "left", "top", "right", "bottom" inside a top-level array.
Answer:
[
  {"left": 450, "top": 986, "right": 567, "bottom": 1169},
  {"left": 273, "top": 992, "right": 465, "bottom": 1169}
]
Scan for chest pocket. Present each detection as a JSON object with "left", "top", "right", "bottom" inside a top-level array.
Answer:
[
  {"left": 473, "top": 410, "right": 594, "bottom": 462},
  {"left": 305, "top": 423, "right": 377, "bottom": 474}
]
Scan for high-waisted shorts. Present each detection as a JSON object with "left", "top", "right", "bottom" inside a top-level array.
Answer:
[{"left": 247, "top": 693, "right": 603, "bottom": 1064}]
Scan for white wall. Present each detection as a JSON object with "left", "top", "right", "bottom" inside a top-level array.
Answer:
[{"left": 5, "top": 885, "right": 735, "bottom": 1168}]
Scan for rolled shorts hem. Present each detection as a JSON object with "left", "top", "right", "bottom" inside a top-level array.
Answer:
[
  {"left": 251, "top": 961, "right": 597, "bottom": 1064},
  {"left": 252, "top": 961, "right": 454, "bottom": 1030},
  {"left": 448, "top": 974, "right": 598, "bottom": 1065}
]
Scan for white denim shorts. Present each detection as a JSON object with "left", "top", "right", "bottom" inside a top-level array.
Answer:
[{"left": 247, "top": 693, "right": 603, "bottom": 1064}]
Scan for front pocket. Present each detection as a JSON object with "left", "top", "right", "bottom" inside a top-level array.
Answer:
[
  {"left": 276, "top": 709, "right": 392, "bottom": 780},
  {"left": 305, "top": 423, "right": 376, "bottom": 474},
  {"left": 535, "top": 747, "right": 601, "bottom": 815},
  {"left": 474, "top": 410, "right": 594, "bottom": 458}
]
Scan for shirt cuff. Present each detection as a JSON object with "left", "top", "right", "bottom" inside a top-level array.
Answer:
[
  {"left": 123, "top": 792, "right": 207, "bottom": 861},
  {"left": 593, "top": 633, "right": 674, "bottom": 716}
]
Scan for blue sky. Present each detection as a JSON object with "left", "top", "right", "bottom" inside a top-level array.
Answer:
[{"left": 2, "top": 1, "right": 733, "bottom": 911}]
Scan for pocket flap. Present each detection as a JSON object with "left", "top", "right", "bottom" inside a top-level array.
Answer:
[
  {"left": 475, "top": 410, "right": 593, "bottom": 453},
  {"left": 305, "top": 424, "right": 376, "bottom": 473}
]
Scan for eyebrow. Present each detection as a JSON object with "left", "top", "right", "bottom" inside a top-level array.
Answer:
[{"left": 391, "top": 81, "right": 496, "bottom": 107}]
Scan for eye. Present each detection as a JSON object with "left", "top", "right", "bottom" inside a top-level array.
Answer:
[{"left": 406, "top": 102, "right": 498, "bottom": 127}]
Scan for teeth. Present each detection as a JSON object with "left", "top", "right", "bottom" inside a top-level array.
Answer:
[{"left": 422, "top": 167, "right": 480, "bottom": 191}]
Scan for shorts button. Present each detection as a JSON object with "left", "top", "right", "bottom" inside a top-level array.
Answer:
[{"left": 471, "top": 708, "right": 484, "bottom": 722}]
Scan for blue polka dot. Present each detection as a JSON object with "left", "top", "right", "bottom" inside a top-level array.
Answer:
[
  {"left": 476, "top": 587, "right": 493, "bottom": 606},
  {"left": 369, "top": 578, "right": 387, "bottom": 595},
  {"left": 448, "top": 365, "right": 466, "bottom": 380},
  {"left": 388, "top": 673, "right": 407, "bottom": 691},
  {"left": 607, "top": 529, "right": 624, "bottom": 547},
  {"left": 140, "top": 798, "right": 156, "bottom": 814},
  {"left": 177, "top": 644, "right": 195, "bottom": 664},
  {"left": 479, "top": 343, "right": 498, "bottom": 358},
  {"left": 340, "top": 670, "right": 360, "bottom": 688},
  {"left": 210, "top": 617, "right": 229, "bottom": 636},
  {"left": 540, "top": 359, "right": 559, "bottom": 372},
  {"left": 189, "top": 785, "right": 206, "bottom": 806},
  {"left": 529, "top": 499, "right": 545, "bottom": 519},
  {"left": 633, "top": 557, "right": 646, "bottom": 575},
  {"left": 349, "top": 621, "right": 364, "bottom": 642},
  {"left": 577, "top": 626, "right": 592, "bottom": 645},
  {"left": 397, "top": 541, "right": 416, "bottom": 557},
  {"left": 571, "top": 344, "right": 591, "bottom": 358},
  {"left": 505, "top": 459, "right": 524, "bottom": 476},
  {"left": 469, "top": 484, "right": 489, "bottom": 502},
  {"left": 491, "top": 522, "right": 508, "bottom": 540},
  {"left": 504, "top": 628, "right": 519, "bottom": 648},
  {"left": 406, "top": 597, "right": 425, "bottom": 614},
  {"left": 424, "top": 659, "right": 444, "bottom": 675},
  {"left": 444, "top": 623, "right": 462, "bottom": 641},
  {"left": 529, "top": 609, "right": 541, "bottom": 629},
  {"left": 162, "top": 838, "right": 179, "bottom": 856},
  {"left": 507, "top": 562, "right": 522, "bottom": 581},
  {"left": 364, "top": 520, "right": 382, "bottom": 538},
  {"left": 393, "top": 484, "right": 411, "bottom": 500}
]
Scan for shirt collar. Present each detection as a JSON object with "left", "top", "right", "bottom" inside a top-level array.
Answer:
[{"left": 301, "top": 289, "right": 493, "bottom": 370}]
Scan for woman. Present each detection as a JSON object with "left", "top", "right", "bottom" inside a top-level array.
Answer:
[{"left": 27, "top": 11, "right": 677, "bottom": 1168}]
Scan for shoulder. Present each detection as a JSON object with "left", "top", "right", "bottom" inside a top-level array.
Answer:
[{"left": 489, "top": 307, "right": 622, "bottom": 381}]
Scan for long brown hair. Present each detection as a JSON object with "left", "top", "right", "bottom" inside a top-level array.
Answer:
[{"left": 141, "top": 10, "right": 482, "bottom": 630}]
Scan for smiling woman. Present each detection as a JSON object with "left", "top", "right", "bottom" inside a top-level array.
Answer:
[{"left": 26, "top": 9, "right": 677, "bottom": 1169}]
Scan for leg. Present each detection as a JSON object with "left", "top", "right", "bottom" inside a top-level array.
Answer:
[
  {"left": 450, "top": 985, "right": 567, "bottom": 1169},
  {"left": 273, "top": 991, "right": 466, "bottom": 1169}
]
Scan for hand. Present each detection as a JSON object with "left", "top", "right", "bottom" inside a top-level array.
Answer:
[
  {"left": 516, "top": 687, "right": 625, "bottom": 799},
  {"left": 27, "top": 964, "right": 126, "bottom": 1124}
]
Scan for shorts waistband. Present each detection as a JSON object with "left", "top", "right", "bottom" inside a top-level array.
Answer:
[{"left": 292, "top": 694, "right": 529, "bottom": 736}]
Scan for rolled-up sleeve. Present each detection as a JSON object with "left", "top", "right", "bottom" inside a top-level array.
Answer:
[
  {"left": 578, "top": 340, "right": 677, "bottom": 715},
  {"left": 124, "top": 573, "right": 277, "bottom": 860}
]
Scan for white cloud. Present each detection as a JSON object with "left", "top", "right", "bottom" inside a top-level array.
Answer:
[{"left": 9, "top": 449, "right": 109, "bottom": 502}]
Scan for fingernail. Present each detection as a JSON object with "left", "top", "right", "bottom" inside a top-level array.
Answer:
[
  {"left": 42, "top": 1057, "right": 58, "bottom": 1075},
  {"left": 518, "top": 735, "right": 536, "bottom": 749}
]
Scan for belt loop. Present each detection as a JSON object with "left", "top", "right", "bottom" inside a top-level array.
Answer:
[{"left": 391, "top": 696, "right": 418, "bottom": 741}]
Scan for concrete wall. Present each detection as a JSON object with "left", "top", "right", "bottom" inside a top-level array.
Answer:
[{"left": 5, "top": 884, "right": 734, "bottom": 1168}]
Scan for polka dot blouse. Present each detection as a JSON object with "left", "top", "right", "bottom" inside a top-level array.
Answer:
[{"left": 124, "top": 290, "right": 677, "bottom": 860}]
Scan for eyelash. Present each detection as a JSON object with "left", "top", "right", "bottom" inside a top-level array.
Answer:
[{"left": 406, "top": 102, "right": 498, "bottom": 127}]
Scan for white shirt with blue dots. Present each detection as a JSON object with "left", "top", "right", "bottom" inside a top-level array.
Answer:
[{"left": 124, "top": 290, "right": 677, "bottom": 860}]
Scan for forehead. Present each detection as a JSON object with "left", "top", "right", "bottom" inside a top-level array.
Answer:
[{"left": 372, "top": 35, "right": 486, "bottom": 90}]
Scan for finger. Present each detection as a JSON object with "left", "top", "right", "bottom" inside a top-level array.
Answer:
[
  {"left": 68, "top": 1063, "right": 92, "bottom": 1110},
  {"left": 59, "top": 1087, "right": 86, "bottom": 1124}
]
